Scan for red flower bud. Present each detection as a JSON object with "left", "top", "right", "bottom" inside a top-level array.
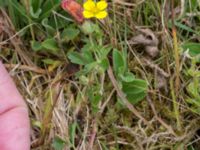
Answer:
[{"left": 61, "top": 0, "right": 84, "bottom": 23}]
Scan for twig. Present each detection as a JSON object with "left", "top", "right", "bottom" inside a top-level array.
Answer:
[
  {"left": 99, "top": 89, "right": 115, "bottom": 114},
  {"left": 88, "top": 120, "right": 98, "bottom": 150},
  {"left": 146, "top": 95, "right": 176, "bottom": 135},
  {"left": 142, "top": 58, "right": 169, "bottom": 78},
  {"left": 88, "top": 88, "right": 115, "bottom": 149},
  {"left": 107, "top": 66, "right": 150, "bottom": 126},
  {"left": 4, "top": 64, "right": 47, "bottom": 74}
]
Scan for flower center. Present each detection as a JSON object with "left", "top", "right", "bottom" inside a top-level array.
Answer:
[{"left": 91, "top": 6, "right": 100, "bottom": 14}]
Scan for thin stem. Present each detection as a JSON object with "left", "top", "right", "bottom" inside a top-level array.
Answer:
[
  {"left": 171, "top": 0, "right": 181, "bottom": 130},
  {"left": 107, "top": 66, "right": 150, "bottom": 126},
  {"left": 23, "top": 0, "right": 35, "bottom": 40}
]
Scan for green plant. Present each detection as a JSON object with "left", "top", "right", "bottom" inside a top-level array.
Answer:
[
  {"left": 52, "top": 136, "right": 66, "bottom": 150},
  {"left": 185, "top": 57, "right": 200, "bottom": 114},
  {"left": 182, "top": 42, "right": 200, "bottom": 114},
  {"left": 68, "top": 21, "right": 148, "bottom": 108},
  {"left": 112, "top": 49, "right": 148, "bottom": 104}
]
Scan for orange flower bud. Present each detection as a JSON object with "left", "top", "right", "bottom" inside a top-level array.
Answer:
[{"left": 61, "top": 0, "right": 84, "bottom": 23}]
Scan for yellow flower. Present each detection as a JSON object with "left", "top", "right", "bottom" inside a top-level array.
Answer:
[{"left": 83, "top": 0, "right": 108, "bottom": 19}]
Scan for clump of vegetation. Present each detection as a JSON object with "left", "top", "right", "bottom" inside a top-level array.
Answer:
[{"left": 0, "top": 0, "right": 200, "bottom": 149}]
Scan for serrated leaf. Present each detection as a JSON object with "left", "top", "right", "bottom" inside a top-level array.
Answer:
[
  {"left": 99, "top": 46, "right": 112, "bottom": 58},
  {"left": 123, "top": 79, "right": 147, "bottom": 94},
  {"left": 122, "top": 79, "right": 148, "bottom": 104},
  {"left": 68, "top": 51, "right": 89, "bottom": 65},
  {"left": 84, "top": 62, "right": 98, "bottom": 72},
  {"left": 42, "top": 38, "right": 59, "bottom": 53},
  {"left": 82, "top": 51, "right": 94, "bottom": 63},
  {"left": 81, "top": 42, "right": 93, "bottom": 52}
]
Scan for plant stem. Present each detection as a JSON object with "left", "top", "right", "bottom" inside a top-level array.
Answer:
[
  {"left": 171, "top": 0, "right": 181, "bottom": 130},
  {"left": 107, "top": 66, "right": 150, "bottom": 126},
  {"left": 23, "top": 0, "right": 35, "bottom": 40}
]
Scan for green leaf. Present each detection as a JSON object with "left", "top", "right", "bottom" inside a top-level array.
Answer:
[
  {"left": 182, "top": 42, "right": 200, "bottom": 57},
  {"left": 40, "top": 0, "right": 61, "bottom": 20},
  {"left": 122, "top": 79, "right": 148, "bottom": 104},
  {"left": 82, "top": 51, "right": 94, "bottom": 63},
  {"left": 0, "top": 0, "right": 8, "bottom": 6},
  {"left": 119, "top": 72, "right": 135, "bottom": 82},
  {"left": 31, "top": 41, "right": 42, "bottom": 51},
  {"left": 168, "top": 20, "right": 199, "bottom": 35},
  {"left": 52, "top": 136, "right": 66, "bottom": 150},
  {"left": 8, "top": 0, "right": 29, "bottom": 27},
  {"left": 84, "top": 62, "right": 98, "bottom": 72},
  {"left": 75, "top": 62, "right": 98, "bottom": 76},
  {"left": 79, "top": 75, "right": 89, "bottom": 85},
  {"left": 32, "top": 120, "right": 42, "bottom": 129},
  {"left": 99, "top": 46, "right": 112, "bottom": 58},
  {"left": 91, "top": 93, "right": 101, "bottom": 113},
  {"left": 174, "top": 21, "right": 197, "bottom": 34},
  {"left": 88, "top": 85, "right": 102, "bottom": 113},
  {"left": 187, "top": 82, "right": 200, "bottom": 98},
  {"left": 113, "top": 49, "right": 126, "bottom": 75},
  {"left": 31, "top": 0, "right": 42, "bottom": 12},
  {"left": 42, "top": 58, "right": 56, "bottom": 65},
  {"left": 69, "top": 123, "right": 77, "bottom": 147},
  {"left": 99, "top": 58, "right": 109, "bottom": 71},
  {"left": 42, "top": 38, "right": 59, "bottom": 53},
  {"left": 61, "top": 28, "right": 80, "bottom": 41},
  {"left": 68, "top": 48, "right": 94, "bottom": 65},
  {"left": 81, "top": 41, "right": 93, "bottom": 52},
  {"left": 186, "top": 98, "right": 200, "bottom": 106},
  {"left": 68, "top": 51, "right": 89, "bottom": 65},
  {"left": 68, "top": 52, "right": 86, "bottom": 65}
]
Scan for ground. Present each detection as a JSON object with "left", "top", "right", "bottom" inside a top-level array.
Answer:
[{"left": 0, "top": 0, "right": 200, "bottom": 149}]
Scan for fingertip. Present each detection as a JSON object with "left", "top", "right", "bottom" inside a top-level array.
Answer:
[{"left": 0, "top": 62, "right": 26, "bottom": 114}]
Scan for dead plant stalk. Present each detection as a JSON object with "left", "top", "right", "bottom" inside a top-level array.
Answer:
[{"left": 171, "top": 0, "right": 181, "bottom": 130}]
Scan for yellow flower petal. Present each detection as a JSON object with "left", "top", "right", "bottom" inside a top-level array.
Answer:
[
  {"left": 83, "top": 1, "right": 96, "bottom": 11},
  {"left": 95, "top": 11, "right": 108, "bottom": 19},
  {"left": 96, "top": 1, "right": 108, "bottom": 11},
  {"left": 83, "top": 11, "right": 94, "bottom": 18}
]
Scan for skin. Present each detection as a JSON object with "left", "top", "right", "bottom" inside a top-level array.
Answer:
[{"left": 0, "top": 62, "right": 30, "bottom": 150}]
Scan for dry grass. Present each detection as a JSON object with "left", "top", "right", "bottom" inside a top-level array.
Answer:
[{"left": 1, "top": 0, "right": 200, "bottom": 149}]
